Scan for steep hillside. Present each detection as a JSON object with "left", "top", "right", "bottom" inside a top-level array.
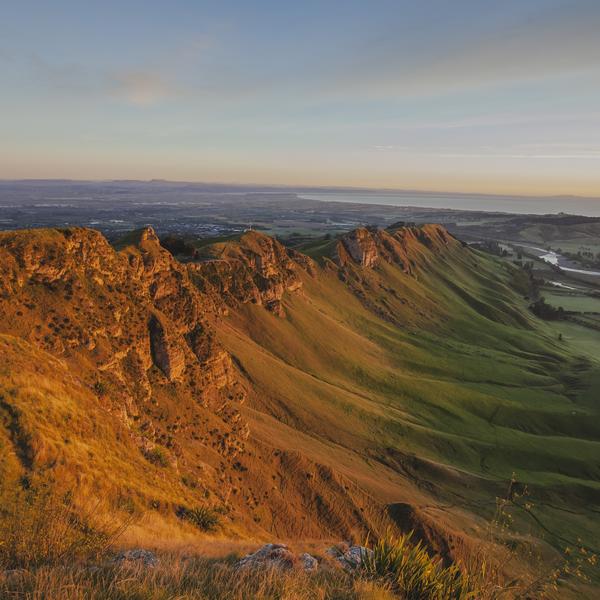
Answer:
[
  {"left": 0, "top": 224, "right": 598, "bottom": 570},
  {"left": 0, "top": 226, "right": 385, "bottom": 541}
]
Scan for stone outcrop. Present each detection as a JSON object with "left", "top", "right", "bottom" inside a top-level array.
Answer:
[
  {"left": 191, "top": 230, "right": 315, "bottom": 316},
  {"left": 148, "top": 313, "right": 186, "bottom": 381},
  {"left": 336, "top": 227, "right": 380, "bottom": 267},
  {"left": 235, "top": 544, "right": 319, "bottom": 571},
  {"left": 0, "top": 225, "right": 247, "bottom": 463},
  {"left": 335, "top": 224, "right": 458, "bottom": 272}
]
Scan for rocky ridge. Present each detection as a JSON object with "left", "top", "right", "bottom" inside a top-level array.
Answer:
[
  {"left": 190, "top": 230, "right": 316, "bottom": 316},
  {"left": 0, "top": 223, "right": 465, "bottom": 541},
  {"left": 335, "top": 223, "right": 458, "bottom": 272}
]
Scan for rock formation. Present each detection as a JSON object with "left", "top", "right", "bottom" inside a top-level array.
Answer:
[
  {"left": 335, "top": 224, "right": 458, "bottom": 272},
  {"left": 0, "top": 223, "right": 470, "bottom": 544}
]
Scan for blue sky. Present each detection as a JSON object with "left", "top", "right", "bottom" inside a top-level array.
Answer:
[{"left": 1, "top": 0, "right": 599, "bottom": 195}]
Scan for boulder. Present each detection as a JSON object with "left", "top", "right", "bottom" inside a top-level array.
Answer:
[
  {"left": 235, "top": 544, "right": 319, "bottom": 572},
  {"left": 327, "top": 544, "right": 373, "bottom": 570},
  {"left": 300, "top": 552, "right": 319, "bottom": 572},
  {"left": 236, "top": 544, "right": 295, "bottom": 570}
]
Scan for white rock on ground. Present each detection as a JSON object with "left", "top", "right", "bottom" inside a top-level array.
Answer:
[
  {"left": 114, "top": 549, "right": 158, "bottom": 568},
  {"left": 330, "top": 545, "right": 373, "bottom": 570},
  {"left": 235, "top": 544, "right": 319, "bottom": 572}
]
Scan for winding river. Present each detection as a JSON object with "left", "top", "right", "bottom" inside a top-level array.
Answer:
[{"left": 512, "top": 244, "right": 600, "bottom": 277}]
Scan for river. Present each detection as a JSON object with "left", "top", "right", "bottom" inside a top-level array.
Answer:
[{"left": 512, "top": 244, "right": 600, "bottom": 277}]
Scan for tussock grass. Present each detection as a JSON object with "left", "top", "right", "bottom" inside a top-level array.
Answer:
[
  {"left": 0, "top": 555, "right": 394, "bottom": 600},
  {"left": 360, "top": 531, "right": 492, "bottom": 600},
  {"left": 0, "top": 484, "right": 129, "bottom": 570},
  {"left": 180, "top": 505, "right": 222, "bottom": 532},
  {"left": 143, "top": 446, "right": 170, "bottom": 468}
]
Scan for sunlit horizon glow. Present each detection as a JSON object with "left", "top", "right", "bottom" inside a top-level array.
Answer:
[{"left": 1, "top": 1, "right": 600, "bottom": 198}]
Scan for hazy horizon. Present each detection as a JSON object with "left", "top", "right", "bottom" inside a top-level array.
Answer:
[
  {"left": 3, "top": 177, "right": 600, "bottom": 200},
  {"left": 2, "top": 178, "right": 600, "bottom": 217}
]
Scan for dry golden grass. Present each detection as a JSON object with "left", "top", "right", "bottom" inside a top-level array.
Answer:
[
  {"left": 0, "top": 483, "right": 130, "bottom": 570},
  {"left": 0, "top": 480, "right": 593, "bottom": 599},
  {"left": 0, "top": 558, "right": 399, "bottom": 600}
]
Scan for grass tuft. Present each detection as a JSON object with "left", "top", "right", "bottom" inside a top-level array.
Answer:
[
  {"left": 360, "top": 531, "right": 484, "bottom": 600},
  {"left": 0, "top": 484, "right": 129, "bottom": 569},
  {"left": 144, "top": 445, "right": 170, "bottom": 467},
  {"left": 181, "top": 506, "right": 222, "bottom": 532}
]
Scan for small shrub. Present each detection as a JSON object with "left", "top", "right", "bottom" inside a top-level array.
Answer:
[
  {"left": 144, "top": 445, "right": 170, "bottom": 467},
  {"left": 93, "top": 381, "right": 106, "bottom": 396},
  {"left": 529, "top": 297, "right": 564, "bottom": 320},
  {"left": 182, "top": 506, "right": 221, "bottom": 532},
  {"left": 181, "top": 475, "right": 197, "bottom": 489}
]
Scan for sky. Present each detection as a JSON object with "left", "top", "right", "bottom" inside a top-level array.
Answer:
[{"left": 1, "top": 0, "right": 600, "bottom": 196}]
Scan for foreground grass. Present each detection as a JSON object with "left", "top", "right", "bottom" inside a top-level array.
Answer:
[
  {"left": 1, "top": 546, "right": 586, "bottom": 600},
  {"left": 0, "top": 557, "right": 399, "bottom": 600},
  {"left": 0, "top": 483, "right": 595, "bottom": 599}
]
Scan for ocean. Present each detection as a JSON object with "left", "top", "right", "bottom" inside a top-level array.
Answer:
[{"left": 301, "top": 192, "right": 600, "bottom": 217}]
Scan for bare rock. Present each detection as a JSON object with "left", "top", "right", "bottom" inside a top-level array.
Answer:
[
  {"left": 327, "top": 544, "right": 373, "bottom": 570},
  {"left": 235, "top": 544, "right": 319, "bottom": 572},
  {"left": 148, "top": 313, "right": 186, "bottom": 381},
  {"left": 114, "top": 548, "right": 158, "bottom": 568},
  {"left": 337, "top": 228, "right": 379, "bottom": 267},
  {"left": 300, "top": 552, "right": 319, "bottom": 572},
  {"left": 236, "top": 543, "right": 295, "bottom": 570}
]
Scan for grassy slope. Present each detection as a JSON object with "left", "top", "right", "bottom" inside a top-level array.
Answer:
[
  {"left": 217, "top": 244, "right": 600, "bottom": 556},
  {"left": 0, "top": 335, "right": 211, "bottom": 518},
  {"left": 519, "top": 221, "right": 600, "bottom": 246}
]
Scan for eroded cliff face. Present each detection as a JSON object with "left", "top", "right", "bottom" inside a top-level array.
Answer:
[
  {"left": 0, "top": 227, "right": 231, "bottom": 400},
  {"left": 336, "top": 227, "right": 380, "bottom": 268},
  {"left": 335, "top": 224, "right": 459, "bottom": 272},
  {"left": 190, "top": 231, "right": 315, "bottom": 316}
]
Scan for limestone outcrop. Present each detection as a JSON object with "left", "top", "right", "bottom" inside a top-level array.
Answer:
[
  {"left": 191, "top": 230, "right": 315, "bottom": 316},
  {"left": 335, "top": 223, "right": 458, "bottom": 272}
]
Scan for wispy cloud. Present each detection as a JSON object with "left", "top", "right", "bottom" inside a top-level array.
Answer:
[
  {"left": 431, "top": 153, "right": 600, "bottom": 160},
  {"left": 372, "top": 143, "right": 600, "bottom": 160},
  {"left": 108, "top": 70, "right": 173, "bottom": 106},
  {"left": 14, "top": 37, "right": 214, "bottom": 108}
]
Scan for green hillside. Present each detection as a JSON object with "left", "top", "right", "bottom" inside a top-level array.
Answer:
[{"left": 219, "top": 234, "right": 600, "bottom": 561}]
